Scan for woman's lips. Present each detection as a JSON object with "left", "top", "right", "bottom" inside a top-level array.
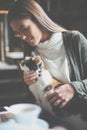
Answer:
[{"left": 26, "top": 36, "right": 32, "bottom": 43}]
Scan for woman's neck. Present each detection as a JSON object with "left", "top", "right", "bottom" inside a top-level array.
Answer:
[{"left": 41, "top": 30, "right": 52, "bottom": 42}]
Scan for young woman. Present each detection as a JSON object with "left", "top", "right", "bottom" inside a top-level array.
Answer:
[{"left": 8, "top": 0, "right": 87, "bottom": 130}]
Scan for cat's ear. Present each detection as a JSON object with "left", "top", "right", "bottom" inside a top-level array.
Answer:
[
  {"left": 33, "top": 55, "right": 41, "bottom": 64},
  {"left": 25, "top": 56, "right": 31, "bottom": 60}
]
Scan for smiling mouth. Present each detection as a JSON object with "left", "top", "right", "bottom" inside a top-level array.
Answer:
[{"left": 26, "top": 36, "right": 32, "bottom": 43}]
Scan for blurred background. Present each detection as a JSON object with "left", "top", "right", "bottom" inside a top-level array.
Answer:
[{"left": 0, "top": 0, "right": 87, "bottom": 107}]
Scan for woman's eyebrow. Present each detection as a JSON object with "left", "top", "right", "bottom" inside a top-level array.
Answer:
[{"left": 14, "top": 25, "right": 24, "bottom": 34}]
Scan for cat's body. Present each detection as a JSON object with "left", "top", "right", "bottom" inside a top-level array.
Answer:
[
  {"left": 19, "top": 52, "right": 61, "bottom": 116},
  {"left": 29, "top": 69, "right": 54, "bottom": 115}
]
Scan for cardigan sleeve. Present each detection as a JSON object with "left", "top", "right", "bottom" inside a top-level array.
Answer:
[
  {"left": 69, "top": 31, "right": 87, "bottom": 98},
  {"left": 70, "top": 80, "right": 87, "bottom": 98}
]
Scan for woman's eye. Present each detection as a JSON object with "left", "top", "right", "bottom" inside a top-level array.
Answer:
[{"left": 21, "top": 27, "right": 29, "bottom": 33}]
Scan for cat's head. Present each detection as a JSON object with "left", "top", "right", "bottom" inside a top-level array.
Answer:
[{"left": 19, "top": 54, "right": 44, "bottom": 74}]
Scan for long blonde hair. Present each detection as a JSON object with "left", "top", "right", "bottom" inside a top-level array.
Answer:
[{"left": 8, "top": 0, "right": 67, "bottom": 32}]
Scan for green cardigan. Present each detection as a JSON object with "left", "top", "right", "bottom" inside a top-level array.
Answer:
[{"left": 63, "top": 30, "right": 87, "bottom": 98}]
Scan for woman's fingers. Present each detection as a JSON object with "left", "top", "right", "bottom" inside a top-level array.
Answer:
[
  {"left": 47, "top": 84, "right": 75, "bottom": 108},
  {"left": 23, "top": 70, "right": 38, "bottom": 85},
  {"left": 53, "top": 97, "right": 68, "bottom": 108},
  {"left": 47, "top": 90, "right": 68, "bottom": 108}
]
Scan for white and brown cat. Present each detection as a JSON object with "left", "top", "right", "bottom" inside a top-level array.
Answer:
[{"left": 19, "top": 52, "right": 62, "bottom": 116}]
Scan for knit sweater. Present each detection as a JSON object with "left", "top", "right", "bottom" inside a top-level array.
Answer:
[{"left": 36, "top": 32, "right": 70, "bottom": 83}]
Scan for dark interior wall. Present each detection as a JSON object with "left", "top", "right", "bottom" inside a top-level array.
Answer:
[
  {"left": 0, "top": 0, "right": 15, "bottom": 10},
  {"left": 40, "top": 0, "right": 87, "bottom": 37},
  {"left": 0, "top": 67, "right": 35, "bottom": 107}
]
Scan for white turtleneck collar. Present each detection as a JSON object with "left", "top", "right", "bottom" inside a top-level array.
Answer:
[
  {"left": 37, "top": 32, "right": 62, "bottom": 49},
  {"left": 36, "top": 32, "right": 70, "bottom": 83},
  {"left": 36, "top": 32, "right": 64, "bottom": 60}
]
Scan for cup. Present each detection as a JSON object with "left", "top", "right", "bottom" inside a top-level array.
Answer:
[{"left": 6, "top": 103, "right": 41, "bottom": 125}]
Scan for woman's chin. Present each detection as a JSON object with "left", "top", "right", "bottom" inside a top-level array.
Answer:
[{"left": 29, "top": 41, "right": 39, "bottom": 46}]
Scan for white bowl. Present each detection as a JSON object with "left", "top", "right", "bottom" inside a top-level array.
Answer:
[{"left": 5, "top": 103, "right": 41, "bottom": 125}]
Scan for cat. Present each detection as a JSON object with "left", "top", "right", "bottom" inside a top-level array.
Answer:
[{"left": 19, "top": 51, "right": 62, "bottom": 116}]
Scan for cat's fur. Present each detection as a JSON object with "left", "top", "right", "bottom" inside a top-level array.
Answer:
[{"left": 19, "top": 52, "right": 61, "bottom": 116}]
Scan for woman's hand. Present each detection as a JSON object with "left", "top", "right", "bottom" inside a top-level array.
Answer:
[
  {"left": 23, "top": 70, "right": 39, "bottom": 85},
  {"left": 47, "top": 84, "right": 76, "bottom": 108}
]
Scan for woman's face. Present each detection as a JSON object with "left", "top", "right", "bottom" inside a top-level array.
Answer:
[{"left": 10, "top": 18, "right": 47, "bottom": 46}]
